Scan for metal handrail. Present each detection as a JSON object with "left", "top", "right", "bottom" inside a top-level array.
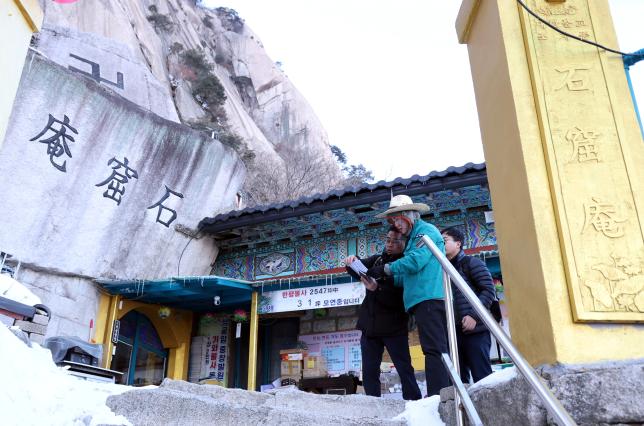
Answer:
[
  {"left": 441, "top": 269, "right": 467, "bottom": 425},
  {"left": 441, "top": 353, "right": 483, "bottom": 426},
  {"left": 416, "top": 235, "right": 576, "bottom": 426}
]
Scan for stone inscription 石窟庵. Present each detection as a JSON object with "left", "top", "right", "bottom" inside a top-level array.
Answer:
[
  {"left": 522, "top": 0, "right": 644, "bottom": 321},
  {"left": 28, "top": 113, "right": 186, "bottom": 228}
]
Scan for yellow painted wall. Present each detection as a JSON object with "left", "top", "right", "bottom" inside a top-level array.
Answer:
[
  {"left": 409, "top": 345, "right": 424, "bottom": 372},
  {"left": 0, "top": 0, "right": 42, "bottom": 146},
  {"left": 458, "top": 0, "right": 644, "bottom": 365},
  {"left": 94, "top": 295, "right": 193, "bottom": 380}
]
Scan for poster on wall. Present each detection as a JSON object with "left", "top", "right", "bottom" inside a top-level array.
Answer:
[
  {"left": 299, "top": 330, "right": 362, "bottom": 375},
  {"left": 189, "top": 315, "right": 229, "bottom": 385},
  {"left": 258, "top": 282, "right": 365, "bottom": 314}
]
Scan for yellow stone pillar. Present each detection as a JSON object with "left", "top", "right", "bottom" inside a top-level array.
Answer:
[
  {"left": 94, "top": 294, "right": 121, "bottom": 369},
  {"left": 457, "top": 0, "right": 644, "bottom": 365},
  {"left": 247, "top": 291, "right": 259, "bottom": 391},
  {"left": 0, "top": 0, "right": 42, "bottom": 146}
]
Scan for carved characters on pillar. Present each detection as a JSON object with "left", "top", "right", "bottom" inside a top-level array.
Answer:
[
  {"left": 531, "top": 1, "right": 591, "bottom": 42},
  {"left": 523, "top": 0, "right": 644, "bottom": 321},
  {"left": 582, "top": 252, "right": 644, "bottom": 313},
  {"left": 565, "top": 126, "right": 600, "bottom": 163},
  {"left": 533, "top": 1, "right": 578, "bottom": 16},
  {"left": 555, "top": 65, "right": 592, "bottom": 92},
  {"left": 582, "top": 197, "right": 628, "bottom": 239}
]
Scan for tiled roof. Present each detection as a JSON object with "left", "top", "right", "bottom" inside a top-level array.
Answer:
[{"left": 199, "top": 162, "right": 487, "bottom": 233}]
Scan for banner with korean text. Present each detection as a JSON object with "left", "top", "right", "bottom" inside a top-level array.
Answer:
[
  {"left": 258, "top": 282, "right": 365, "bottom": 314},
  {"left": 189, "top": 316, "right": 229, "bottom": 385}
]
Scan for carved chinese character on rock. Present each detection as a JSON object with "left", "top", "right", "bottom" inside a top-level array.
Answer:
[
  {"left": 147, "top": 185, "right": 184, "bottom": 227},
  {"left": 565, "top": 126, "right": 600, "bottom": 163},
  {"left": 95, "top": 157, "right": 139, "bottom": 205},
  {"left": 68, "top": 53, "right": 124, "bottom": 90},
  {"left": 583, "top": 197, "right": 627, "bottom": 238},
  {"left": 555, "top": 65, "right": 591, "bottom": 91},
  {"left": 29, "top": 114, "right": 78, "bottom": 172}
]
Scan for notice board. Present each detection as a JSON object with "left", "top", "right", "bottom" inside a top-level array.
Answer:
[{"left": 299, "top": 330, "right": 362, "bottom": 375}]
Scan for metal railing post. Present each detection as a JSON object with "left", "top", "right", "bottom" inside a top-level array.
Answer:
[
  {"left": 442, "top": 271, "right": 465, "bottom": 426},
  {"left": 416, "top": 235, "right": 577, "bottom": 426},
  {"left": 442, "top": 354, "right": 483, "bottom": 426}
]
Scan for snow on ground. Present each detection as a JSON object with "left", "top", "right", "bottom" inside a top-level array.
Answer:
[
  {"left": 394, "top": 395, "right": 445, "bottom": 426},
  {"left": 394, "top": 367, "right": 518, "bottom": 425},
  {"left": 0, "top": 325, "right": 132, "bottom": 426},
  {"left": 469, "top": 366, "right": 517, "bottom": 391}
]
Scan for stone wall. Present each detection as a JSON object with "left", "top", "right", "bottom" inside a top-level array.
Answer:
[
  {"left": 438, "top": 359, "right": 644, "bottom": 425},
  {"left": 0, "top": 52, "right": 245, "bottom": 338},
  {"left": 14, "top": 266, "right": 100, "bottom": 340}
]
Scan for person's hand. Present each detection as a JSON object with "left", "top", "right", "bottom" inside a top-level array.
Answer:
[
  {"left": 360, "top": 275, "right": 378, "bottom": 291},
  {"left": 462, "top": 315, "right": 477, "bottom": 331},
  {"left": 344, "top": 255, "right": 358, "bottom": 266},
  {"left": 367, "top": 265, "right": 385, "bottom": 280}
]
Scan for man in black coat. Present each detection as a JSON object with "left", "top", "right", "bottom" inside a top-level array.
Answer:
[
  {"left": 344, "top": 227, "right": 422, "bottom": 400},
  {"left": 442, "top": 226, "right": 496, "bottom": 383}
]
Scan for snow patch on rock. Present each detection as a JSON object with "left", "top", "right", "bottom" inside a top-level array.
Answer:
[
  {"left": 394, "top": 395, "right": 445, "bottom": 426},
  {"left": 469, "top": 366, "right": 518, "bottom": 392}
]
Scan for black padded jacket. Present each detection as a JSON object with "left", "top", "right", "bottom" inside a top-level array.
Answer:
[
  {"left": 356, "top": 251, "right": 408, "bottom": 337},
  {"left": 450, "top": 250, "right": 496, "bottom": 335}
]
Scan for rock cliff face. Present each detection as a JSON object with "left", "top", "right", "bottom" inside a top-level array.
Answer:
[
  {"left": 0, "top": 51, "right": 245, "bottom": 337},
  {"left": 38, "top": 0, "right": 343, "bottom": 205}
]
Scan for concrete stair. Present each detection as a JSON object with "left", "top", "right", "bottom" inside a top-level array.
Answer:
[{"left": 107, "top": 379, "right": 407, "bottom": 425}]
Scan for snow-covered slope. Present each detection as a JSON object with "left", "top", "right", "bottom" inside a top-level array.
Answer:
[{"left": 0, "top": 325, "right": 132, "bottom": 425}]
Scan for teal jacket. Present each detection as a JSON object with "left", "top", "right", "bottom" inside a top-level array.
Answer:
[{"left": 389, "top": 219, "right": 445, "bottom": 311}]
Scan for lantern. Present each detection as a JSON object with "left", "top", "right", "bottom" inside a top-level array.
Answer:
[{"left": 158, "top": 306, "right": 171, "bottom": 319}]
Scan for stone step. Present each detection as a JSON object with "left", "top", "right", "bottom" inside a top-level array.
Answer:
[{"left": 107, "top": 379, "right": 407, "bottom": 425}]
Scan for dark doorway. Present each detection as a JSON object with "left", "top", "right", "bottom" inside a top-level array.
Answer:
[{"left": 111, "top": 310, "right": 168, "bottom": 386}]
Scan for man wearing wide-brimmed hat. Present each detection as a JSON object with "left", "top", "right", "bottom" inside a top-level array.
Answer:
[{"left": 367, "top": 194, "right": 450, "bottom": 396}]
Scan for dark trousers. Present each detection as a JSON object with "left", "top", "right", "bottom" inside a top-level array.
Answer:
[
  {"left": 411, "top": 299, "right": 450, "bottom": 396},
  {"left": 457, "top": 330, "right": 492, "bottom": 383},
  {"left": 361, "top": 334, "right": 422, "bottom": 400}
]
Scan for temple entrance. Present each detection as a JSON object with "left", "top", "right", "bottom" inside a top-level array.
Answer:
[{"left": 110, "top": 310, "right": 168, "bottom": 386}]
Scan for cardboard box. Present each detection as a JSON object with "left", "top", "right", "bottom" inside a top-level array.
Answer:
[
  {"left": 279, "top": 348, "right": 306, "bottom": 361},
  {"left": 303, "top": 354, "right": 328, "bottom": 378},
  {"left": 280, "top": 360, "right": 302, "bottom": 377}
]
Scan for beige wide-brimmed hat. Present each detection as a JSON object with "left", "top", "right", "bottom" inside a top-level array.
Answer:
[{"left": 375, "top": 195, "right": 430, "bottom": 218}]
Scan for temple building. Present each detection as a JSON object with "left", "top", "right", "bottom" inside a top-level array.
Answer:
[{"left": 94, "top": 162, "right": 508, "bottom": 391}]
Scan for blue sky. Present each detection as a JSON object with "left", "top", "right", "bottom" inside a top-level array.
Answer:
[{"left": 205, "top": 1, "right": 644, "bottom": 181}]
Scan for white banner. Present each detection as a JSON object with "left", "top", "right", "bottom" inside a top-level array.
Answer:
[
  {"left": 197, "top": 317, "right": 229, "bottom": 384},
  {"left": 258, "top": 282, "right": 365, "bottom": 314}
]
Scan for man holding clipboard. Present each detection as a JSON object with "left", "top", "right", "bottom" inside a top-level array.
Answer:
[{"left": 344, "top": 227, "right": 422, "bottom": 400}]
